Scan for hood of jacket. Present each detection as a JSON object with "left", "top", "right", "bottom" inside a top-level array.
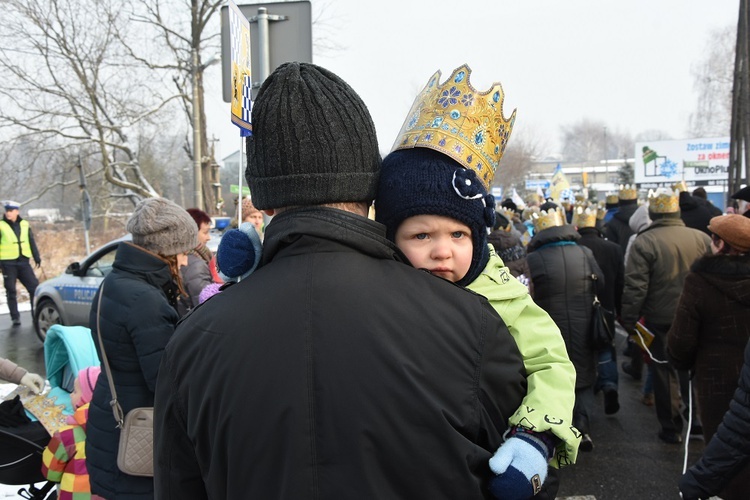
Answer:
[
  {"left": 614, "top": 201, "right": 638, "bottom": 223},
  {"left": 629, "top": 204, "right": 652, "bottom": 233},
  {"left": 692, "top": 252, "right": 750, "bottom": 306},
  {"left": 527, "top": 224, "right": 580, "bottom": 252}
]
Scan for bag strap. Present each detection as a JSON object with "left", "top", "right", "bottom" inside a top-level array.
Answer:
[
  {"left": 590, "top": 273, "right": 601, "bottom": 306},
  {"left": 94, "top": 282, "right": 125, "bottom": 428}
]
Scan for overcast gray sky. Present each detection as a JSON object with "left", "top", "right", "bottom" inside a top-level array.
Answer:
[{"left": 206, "top": 0, "right": 740, "bottom": 161}]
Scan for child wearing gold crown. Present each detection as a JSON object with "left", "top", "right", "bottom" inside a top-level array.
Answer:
[{"left": 375, "top": 65, "right": 578, "bottom": 500}]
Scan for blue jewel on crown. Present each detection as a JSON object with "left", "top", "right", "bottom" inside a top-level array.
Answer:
[
  {"left": 454, "top": 144, "right": 463, "bottom": 153},
  {"left": 495, "top": 145, "right": 500, "bottom": 154},
  {"left": 438, "top": 86, "right": 461, "bottom": 108},
  {"left": 424, "top": 133, "right": 433, "bottom": 141},
  {"left": 438, "top": 138, "right": 446, "bottom": 147},
  {"left": 493, "top": 91, "right": 500, "bottom": 103},
  {"left": 467, "top": 154, "right": 473, "bottom": 164},
  {"left": 455, "top": 71, "right": 466, "bottom": 83},
  {"left": 431, "top": 117, "right": 443, "bottom": 127},
  {"left": 441, "top": 123, "right": 450, "bottom": 130},
  {"left": 477, "top": 162, "right": 483, "bottom": 171},
  {"left": 474, "top": 130, "right": 485, "bottom": 145},
  {"left": 450, "top": 109, "right": 460, "bottom": 120}
]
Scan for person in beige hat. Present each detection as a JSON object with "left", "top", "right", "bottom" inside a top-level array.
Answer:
[
  {"left": 668, "top": 213, "right": 750, "bottom": 499},
  {"left": 86, "top": 197, "right": 197, "bottom": 499}
]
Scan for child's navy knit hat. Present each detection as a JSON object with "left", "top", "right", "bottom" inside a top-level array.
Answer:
[
  {"left": 216, "top": 222, "right": 263, "bottom": 282},
  {"left": 375, "top": 148, "right": 496, "bottom": 286}
]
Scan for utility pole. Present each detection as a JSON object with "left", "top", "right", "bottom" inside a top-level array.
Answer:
[
  {"left": 729, "top": 0, "right": 750, "bottom": 198},
  {"left": 192, "top": 48, "right": 203, "bottom": 210}
]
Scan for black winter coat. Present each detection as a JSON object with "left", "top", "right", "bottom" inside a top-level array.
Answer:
[
  {"left": 679, "top": 192, "right": 721, "bottom": 235},
  {"left": 153, "top": 208, "right": 527, "bottom": 500},
  {"left": 680, "top": 336, "right": 750, "bottom": 499},
  {"left": 527, "top": 225, "right": 603, "bottom": 388},
  {"left": 577, "top": 227, "right": 624, "bottom": 316},
  {"left": 604, "top": 201, "right": 638, "bottom": 254},
  {"left": 87, "top": 242, "right": 181, "bottom": 499}
]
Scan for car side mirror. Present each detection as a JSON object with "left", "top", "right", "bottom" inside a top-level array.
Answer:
[{"left": 65, "top": 262, "right": 81, "bottom": 275}]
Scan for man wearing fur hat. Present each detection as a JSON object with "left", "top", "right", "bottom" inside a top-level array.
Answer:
[
  {"left": 620, "top": 188, "right": 710, "bottom": 444},
  {"left": 0, "top": 200, "right": 41, "bottom": 326},
  {"left": 153, "top": 62, "right": 526, "bottom": 499}
]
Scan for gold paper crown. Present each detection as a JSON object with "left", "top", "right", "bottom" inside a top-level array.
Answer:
[
  {"left": 392, "top": 64, "right": 516, "bottom": 190},
  {"left": 572, "top": 206, "right": 597, "bottom": 228},
  {"left": 532, "top": 208, "right": 565, "bottom": 232},
  {"left": 618, "top": 184, "right": 638, "bottom": 201},
  {"left": 648, "top": 188, "right": 680, "bottom": 213},
  {"left": 497, "top": 207, "right": 517, "bottom": 231},
  {"left": 672, "top": 180, "right": 688, "bottom": 193},
  {"left": 605, "top": 193, "right": 619, "bottom": 205},
  {"left": 596, "top": 201, "right": 607, "bottom": 220}
]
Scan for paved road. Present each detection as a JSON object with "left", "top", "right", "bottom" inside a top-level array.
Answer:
[{"left": 0, "top": 315, "right": 711, "bottom": 499}]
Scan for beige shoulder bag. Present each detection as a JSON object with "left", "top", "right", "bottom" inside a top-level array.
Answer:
[{"left": 94, "top": 282, "right": 154, "bottom": 477}]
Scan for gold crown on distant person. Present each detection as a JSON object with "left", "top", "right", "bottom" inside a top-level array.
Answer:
[
  {"left": 497, "top": 207, "right": 517, "bottom": 231},
  {"left": 596, "top": 201, "right": 607, "bottom": 220},
  {"left": 618, "top": 184, "right": 638, "bottom": 200},
  {"left": 572, "top": 206, "right": 597, "bottom": 228},
  {"left": 605, "top": 192, "right": 619, "bottom": 205},
  {"left": 392, "top": 64, "right": 516, "bottom": 190},
  {"left": 648, "top": 188, "right": 680, "bottom": 213},
  {"left": 532, "top": 208, "right": 566, "bottom": 232},
  {"left": 672, "top": 180, "right": 688, "bottom": 193}
]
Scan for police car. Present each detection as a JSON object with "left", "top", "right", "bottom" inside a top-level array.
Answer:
[
  {"left": 32, "top": 227, "right": 225, "bottom": 342},
  {"left": 32, "top": 235, "right": 130, "bottom": 342}
]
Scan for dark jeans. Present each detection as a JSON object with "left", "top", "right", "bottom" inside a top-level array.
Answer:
[
  {"left": 595, "top": 344, "right": 618, "bottom": 393},
  {"left": 2, "top": 261, "right": 38, "bottom": 320}
]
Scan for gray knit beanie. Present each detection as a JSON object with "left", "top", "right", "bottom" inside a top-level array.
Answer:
[
  {"left": 245, "top": 62, "right": 381, "bottom": 209},
  {"left": 127, "top": 198, "right": 198, "bottom": 256}
]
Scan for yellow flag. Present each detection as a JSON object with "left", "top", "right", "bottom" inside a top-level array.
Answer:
[{"left": 549, "top": 164, "right": 571, "bottom": 202}]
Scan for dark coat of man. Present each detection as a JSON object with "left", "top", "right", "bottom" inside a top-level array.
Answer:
[
  {"left": 154, "top": 208, "right": 527, "bottom": 499},
  {"left": 679, "top": 192, "right": 721, "bottom": 236},
  {"left": 604, "top": 199, "right": 638, "bottom": 253},
  {"left": 679, "top": 337, "right": 750, "bottom": 499},
  {"left": 577, "top": 226, "right": 624, "bottom": 318},
  {"left": 527, "top": 224, "right": 603, "bottom": 390},
  {"left": 668, "top": 252, "right": 750, "bottom": 499}
]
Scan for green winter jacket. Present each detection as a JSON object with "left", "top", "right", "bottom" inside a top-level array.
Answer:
[
  {"left": 468, "top": 245, "right": 580, "bottom": 468},
  {"left": 621, "top": 216, "right": 710, "bottom": 329}
]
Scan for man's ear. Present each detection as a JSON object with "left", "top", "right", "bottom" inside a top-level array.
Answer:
[{"left": 263, "top": 209, "right": 275, "bottom": 216}]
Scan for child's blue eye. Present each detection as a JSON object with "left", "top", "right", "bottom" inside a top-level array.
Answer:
[
  {"left": 415, "top": 233, "right": 428, "bottom": 240},
  {"left": 451, "top": 231, "right": 465, "bottom": 239}
]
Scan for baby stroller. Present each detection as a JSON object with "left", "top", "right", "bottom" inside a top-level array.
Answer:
[{"left": 0, "top": 325, "right": 100, "bottom": 499}]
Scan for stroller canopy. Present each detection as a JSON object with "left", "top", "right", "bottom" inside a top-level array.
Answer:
[{"left": 44, "top": 325, "right": 100, "bottom": 394}]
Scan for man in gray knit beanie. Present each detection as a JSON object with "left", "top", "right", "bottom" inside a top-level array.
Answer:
[{"left": 155, "top": 63, "right": 526, "bottom": 499}]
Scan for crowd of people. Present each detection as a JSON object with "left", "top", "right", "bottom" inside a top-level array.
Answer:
[{"left": 1, "top": 61, "right": 750, "bottom": 499}]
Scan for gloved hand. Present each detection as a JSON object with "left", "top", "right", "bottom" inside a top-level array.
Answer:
[
  {"left": 19, "top": 372, "right": 45, "bottom": 394},
  {"left": 34, "top": 260, "right": 41, "bottom": 269},
  {"left": 488, "top": 432, "right": 549, "bottom": 500}
]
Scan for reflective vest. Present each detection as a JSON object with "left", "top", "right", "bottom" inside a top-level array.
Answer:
[{"left": 0, "top": 220, "right": 32, "bottom": 260}]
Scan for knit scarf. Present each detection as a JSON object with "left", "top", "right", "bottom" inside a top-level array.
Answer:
[{"left": 192, "top": 243, "right": 213, "bottom": 263}]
